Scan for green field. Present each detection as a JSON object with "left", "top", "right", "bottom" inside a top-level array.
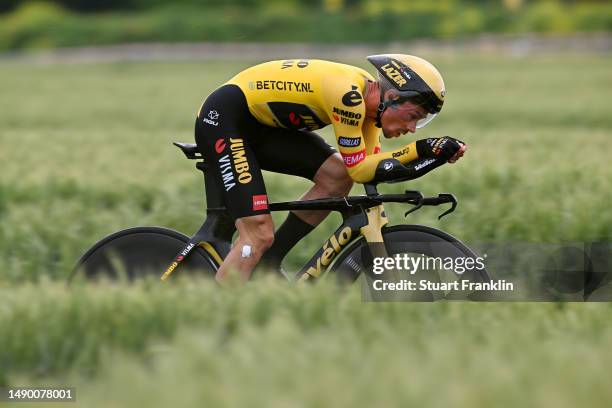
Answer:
[{"left": 1, "top": 53, "right": 611, "bottom": 406}]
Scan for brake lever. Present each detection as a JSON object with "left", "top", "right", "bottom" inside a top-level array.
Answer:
[
  {"left": 404, "top": 190, "right": 424, "bottom": 217},
  {"left": 437, "top": 193, "right": 457, "bottom": 220}
]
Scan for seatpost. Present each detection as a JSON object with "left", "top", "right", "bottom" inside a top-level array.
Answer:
[{"left": 196, "top": 161, "right": 222, "bottom": 210}]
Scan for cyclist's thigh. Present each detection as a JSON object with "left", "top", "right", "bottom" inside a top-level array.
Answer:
[
  {"left": 195, "top": 85, "right": 269, "bottom": 219},
  {"left": 251, "top": 127, "right": 337, "bottom": 181}
]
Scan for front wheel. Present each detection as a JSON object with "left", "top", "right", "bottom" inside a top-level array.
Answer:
[
  {"left": 70, "top": 227, "right": 218, "bottom": 282},
  {"left": 327, "top": 225, "right": 491, "bottom": 300}
]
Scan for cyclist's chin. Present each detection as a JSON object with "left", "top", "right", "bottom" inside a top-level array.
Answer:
[{"left": 382, "top": 129, "right": 400, "bottom": 139}]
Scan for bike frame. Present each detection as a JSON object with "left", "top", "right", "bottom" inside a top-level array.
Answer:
[{"left": 160, "top": 144, "right": 457, "bottom": 282}]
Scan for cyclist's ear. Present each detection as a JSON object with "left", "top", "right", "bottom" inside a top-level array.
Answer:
[{"left": 383, "top": 88, "right": 401, "bottom": 103}]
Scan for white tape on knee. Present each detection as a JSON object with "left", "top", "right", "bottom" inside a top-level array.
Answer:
[{"left": 241, "top": 245, "right": 252, "bottom": 258}]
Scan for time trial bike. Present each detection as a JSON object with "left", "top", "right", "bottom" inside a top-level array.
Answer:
[{"left": 71, "top": 142, "right": 491, "bottom": 296}]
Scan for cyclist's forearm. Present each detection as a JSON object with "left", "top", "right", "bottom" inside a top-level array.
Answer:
[
  {"left": 384, "top": 141, "right": 419, "bottom": 164},
  {"left": 344, "top": 138, "right": 458, "bottom": 183},
  {"left": 373, "top": 157, "right": 446, "bottom": 182},
  {"left": 344, "top": 141, "right": 418, "bottom": 183}
]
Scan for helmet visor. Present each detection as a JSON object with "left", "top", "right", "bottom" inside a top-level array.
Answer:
[
  {"left": 416, "top": 113, "right": 437, "bottom": 129},
  {"left": 399, "top": 90, "right": 443, "bottom": 115}
]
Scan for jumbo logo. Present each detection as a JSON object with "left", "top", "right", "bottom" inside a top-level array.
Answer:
[
  {"left": 381, "top": 62, "right": 407, "bottom": 87},
  {"left": 306, "top": 226, "right": 352, "bottom": 277},
  {"left": 161, "top": 242, "right": 195, "bottom": 280},
  {"left": 164, "top": 261, "right": 179, "bottom": 276},
  {"left": 229, "top": 138, "right": 252, "bottom": 184},
  {"left": 333, "top": 107, "right": 362, "bottom": 119},
  {"left": 333, "top": 107, "right": 362, "bottom": 126}
]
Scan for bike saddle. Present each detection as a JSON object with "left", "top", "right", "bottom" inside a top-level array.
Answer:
[{"left": 173, "top": 142, "right": 202, "bottom": 159}]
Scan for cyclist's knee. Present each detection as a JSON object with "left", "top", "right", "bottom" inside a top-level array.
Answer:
[
  {"left": 235, "top": 214, "right": 274, "bottom": 255},
  {"left": 314, "top": 153, "right": 353, "bottom": 196}
]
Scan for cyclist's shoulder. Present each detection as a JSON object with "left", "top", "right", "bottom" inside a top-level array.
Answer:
[
  {"left": 309, "top": 59, "right": 375, "bottom": 83},
  {"left": 229, "top": 59, "right": 373, "bottom": 80}
]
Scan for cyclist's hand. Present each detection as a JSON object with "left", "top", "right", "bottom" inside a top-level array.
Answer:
[
  {"left": 448, "top": 143, "right": 467, "bottom": 164},
  {"left": 416, "top": 136, "right": 465, "bottom": 162}
]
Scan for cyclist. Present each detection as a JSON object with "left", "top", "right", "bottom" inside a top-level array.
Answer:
[{"left": 195, "top": 54, "right": 466, "bottom": 283}]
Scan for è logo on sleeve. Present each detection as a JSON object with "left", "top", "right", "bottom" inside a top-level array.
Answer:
[{"left": 342, "top": 85, "right": 362, "bottom": 107}]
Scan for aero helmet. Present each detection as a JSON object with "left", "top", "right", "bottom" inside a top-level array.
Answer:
[{"left": 367, "top": 54, "right": 445, "bottom": 129}]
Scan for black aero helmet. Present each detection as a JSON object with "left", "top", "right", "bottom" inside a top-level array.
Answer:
[{"left": 367, "top": 54, "right": 446, "bottom": 129}]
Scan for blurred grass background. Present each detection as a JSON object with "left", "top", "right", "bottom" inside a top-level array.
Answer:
[
  {"left": 2, "top": 278, "right": 612, "bottom": 407},
  {"left": 0, "top": 0, "right": 611, "bottom": 50}
]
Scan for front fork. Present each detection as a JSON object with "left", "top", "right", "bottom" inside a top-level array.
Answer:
[{"left": 359, "top": 204, "right": 389, "bottom": 260}]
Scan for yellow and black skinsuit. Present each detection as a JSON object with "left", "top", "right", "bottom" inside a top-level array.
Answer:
[
  {"left": 195, "top": 59, "right": 421, "bottom": 219},
  {"left": 227, "top": 59, "right": 423, "bottom": 183}
]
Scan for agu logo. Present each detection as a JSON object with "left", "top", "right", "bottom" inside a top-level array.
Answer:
[
  {"left": 252, "top": 195, "right": 268, "bottom": 211},
  {"left": 203, "top": 110, "right": 220, "bottom": 126}
]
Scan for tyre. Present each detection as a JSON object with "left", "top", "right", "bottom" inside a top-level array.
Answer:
[
  {"left": 70, "top": 227, "right": 218, "bottom": 282},
  {"left": 327, "top": 225, "right": 491, "bottom": 300}
]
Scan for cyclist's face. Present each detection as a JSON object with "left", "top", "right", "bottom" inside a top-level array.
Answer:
[{"left": 381, "top": 101, "right": 427, "bottom": 138}]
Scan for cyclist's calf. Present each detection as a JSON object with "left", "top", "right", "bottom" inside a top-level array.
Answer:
[
  {"left": 215, "top": 214, "right": 274, "bottom": 283},
  {"left": 235, "top": 214, "right": 275, "bottom": 258}
]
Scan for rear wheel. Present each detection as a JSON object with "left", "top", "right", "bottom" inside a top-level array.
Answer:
[
  {"left": 70, "top": 227, "right": 218, "bottom": 282},
  {"left": 328, "top": 225, "right": 491, "bottom": 300}
]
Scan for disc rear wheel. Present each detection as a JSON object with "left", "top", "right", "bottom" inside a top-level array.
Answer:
[{"left": 70, "top": 227, "right": 217, "bottom": 281}]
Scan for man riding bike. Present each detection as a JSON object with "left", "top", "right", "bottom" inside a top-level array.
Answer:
[{"left": 195, "top": 54, "right": 466, "bottom": 284}]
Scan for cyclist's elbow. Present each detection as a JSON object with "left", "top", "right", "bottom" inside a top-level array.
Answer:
[{"left": 347, "top": 165, "right": 374, "bottom": 184}]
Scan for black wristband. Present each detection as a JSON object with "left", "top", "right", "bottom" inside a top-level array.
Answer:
[{"left": 416, "top": 139, "right": 435, "bottom": 158}]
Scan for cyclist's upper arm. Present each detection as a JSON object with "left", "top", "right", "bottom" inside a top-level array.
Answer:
[
  {"left": 321, "top": 76, "right": 376, "bottom": 182},
  {"left": 321, "top": 74, "right": 420, "bottom": 183}
]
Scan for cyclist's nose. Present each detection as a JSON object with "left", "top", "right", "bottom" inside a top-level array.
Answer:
[{"left": 406, "top": 121, "right": 417, "bottom": 133}]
